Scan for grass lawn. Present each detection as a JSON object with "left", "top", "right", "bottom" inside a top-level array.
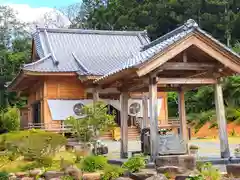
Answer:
[{"left": 0, "top": 151, "right": 77, "bottom": 173}]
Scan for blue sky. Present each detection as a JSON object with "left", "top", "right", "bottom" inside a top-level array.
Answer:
[{"left": 1, "top": 0, "right": 81, "bottom": 8}]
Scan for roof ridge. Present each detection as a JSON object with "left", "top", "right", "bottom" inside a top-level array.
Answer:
[
  {"left": 43, "top": 28, "right": 59, "bottom": 65},
  {"left": 141, "top": 19, "right": 198, "bottom": 51},
  {"left": 36, "top": 27, "right": 147, "bottom": 36},
  {"left": 72, "top": 52, "right": 89, "bottom": 73},
  {"left": 23, "top": 53, "right": 52, "bottom": 68}
]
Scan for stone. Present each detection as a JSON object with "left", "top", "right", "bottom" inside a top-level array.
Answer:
[
  {"left": 29, "top": 169, "right": 43, "bottom": 177},
  {"left": 15, "top": 172, "right": 28, "bottom": 178},
  {"left": 20, "top": 177, "right": 34, "bottom": 180},
  {"left": 145, "top": 174, "right": 168, "bottom": 180},
  {"left": 158, "top": 134, "right": 187, "bottom": 155},
  {"left": 115, "top": 178, "right": 133, "bottom": 180},
  {"left": 49, "top": 178, "right": 61, "bottom": 180},
  {"left": 175, "top": 175, "right": 190, "bottom": 180},
  {"left": 155, "top": 155, "right": 196, "bottom": 171},
  {"left": 43, "top": 171, "right": 64, "bottom": 180},
  {"left": 130, "top": 169, "right": 157, "bottom": 180},
  {"left": 9, "top": 175, "right": 17, "bottom": 180},
  {"left": 9, "top": 173, "right": 15, "bottom": 177},
  {"left": 65, "top": 166, "right": 82, "bottom": 180},
  {"left": 156, "top": 166, "right": 185, "bottom": 175},
  {"left": 82, "top": 172, "right": 101, "bottom": 180},
  {"left": 226, "top": 164, "right": 240, "bottom": 177}
]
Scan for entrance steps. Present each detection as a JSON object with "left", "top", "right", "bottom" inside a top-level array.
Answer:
[{"left": 99, "top": 126, "right": 140, "bottom": 141}]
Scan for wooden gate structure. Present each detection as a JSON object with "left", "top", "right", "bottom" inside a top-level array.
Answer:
[{"left": 93, "top": 20, "right": 240, "bottom": 160}]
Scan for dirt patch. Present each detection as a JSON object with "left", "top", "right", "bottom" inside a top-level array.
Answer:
[{"left": 191, "top": 122, "right": 240, "bottom": 138}]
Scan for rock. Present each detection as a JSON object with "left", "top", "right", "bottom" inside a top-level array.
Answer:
[
  {"left": 9, "top": 175, "right": 17, "bottom": 180},
  {"left": 130, "top": 169, "right": 157, "bottom": 180},
  {"left": 155, "top": 155, "right": 196, "bottom": 171},
  {"left": 65, "top": 166, "right": 82, "bottom": 180},
  {"left": 156, "top": 166, "right": 185, "bottom": 175},
  {"left": 175, "top": 175, "right": 190, "bottom": 180},
  {"left": 21, "top": 177, "right": 34, "bottom": 180},
  {"left": 49, "top": 178, "right": 61, "bottom": 180},
  {"left": 44, "top": 171, "right": 64, "bottom": 180},
  {"left": 82, "top": 172, "right": 101, "bottom": 180},
  {"left": 29, "top": 169, "right": 43, "bottom": 177},
  {"left": 9, "top": 173, "right": 15, "bottom": 177},
  {"left": 145, "top": 174, "right": 168, "bottom": 180},
  {"left": 226, "top": 164, "right": 240, "bottom": 177},
  {"left": 115, "top": 178, "right": 133, "bottom": 180},
  {"left": 15, "top": 172, "right": 28, "bottom": 178}
]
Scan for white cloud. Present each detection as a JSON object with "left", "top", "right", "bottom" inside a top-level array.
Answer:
[
  {"left": 5, "top": 3, "right": 70, "bottom": 28},
  {"left": 7, "top": 3, "right": 53, "bottom": 22}
]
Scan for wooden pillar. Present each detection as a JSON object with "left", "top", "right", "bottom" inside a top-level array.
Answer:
[
  {"left": 178, "top": 89, "right": 188, "bottom": 143},
  {"left": 214, "top": 82, "right": 230, "bottom": 158},
  {"left": 93, "top": 88, "right": 99, "bottom": 103},
  {"left": 142, "top": 93, "right": 148, "bottom": 129},
  {"left": 149, "top": 76, "right": 158, "bottom": 161},
  {"left": 120, "top": 92, "right": 129, "bottom": 158}
]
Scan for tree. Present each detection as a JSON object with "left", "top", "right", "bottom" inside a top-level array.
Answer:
[
  {"left": 0, "top": 6, "right": 31, "bottom": 109},
  {"left": 66, "top": 101, "right": 116, "bottom": 154}
]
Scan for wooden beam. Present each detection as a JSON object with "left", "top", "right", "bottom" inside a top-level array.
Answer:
[
  {"left": 159, "top": 62, "right": 215, "bottom": 71},
  {"left": 157, "top": 78, "right": 217, "bottom": 85},
  {"left": 120, "top": 92, "right": 129, "bottom": 158},
  {"left": 85, "top": 88, "right": 120, "bottom": 94},
  {"left": 136, "top": 86, "right": 180, "bottom": 92},
  {"left": 149, "top": 76, "right": 158, "bottom": 161},
  {"left": 214, "top": 82, "right": 230, "bottom": 158},
  {"left": 142, "top": 93, "right": 148, "bottom": 129},
  {"left": 137, "top": 36, "right": 195, "bottom": 77},
  {"left": 178, "top": 89, "right": 188, "bottom": 146},
  {"left": 183, "top": 51, "right": 188, "bottom": 63}
]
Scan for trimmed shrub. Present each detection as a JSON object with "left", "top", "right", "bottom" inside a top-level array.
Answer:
[
  {"left": 0, "top": 107, "right": 20, "bottom": 132},
  {"left": 81, "top": 155, "right": 108, "bottom": 172},
  {"left": 122, "top": 155, "right": 145, "bottom": 173},
  {"left": 101, "top": 165, "right": 125, "bottom": 180},
  {"left": 0, "top": 172, "right": 9, "bottom": 180},
  {"left": 0, "top": 129, "right": 66, "bottom": 160}
]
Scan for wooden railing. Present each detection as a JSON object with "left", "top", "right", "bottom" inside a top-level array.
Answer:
[
  {"left": 27, "top": 122, "right": 72, "bottom": 132},
  {"left": 27, "top": 118, "right": 181, "bottom": 133}
]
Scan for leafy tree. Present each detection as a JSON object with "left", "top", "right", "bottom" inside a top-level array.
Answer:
[
  {"left": 0, "top": 6, "right": 31, "bottom": 109},
  {"left": 66, "top": 101, "right": 116, "bottom": 153}
]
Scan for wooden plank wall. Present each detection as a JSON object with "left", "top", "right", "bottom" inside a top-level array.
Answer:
[
  {"left": 43, "top": 76, "right": 86, "bottom": 126},
  {"left": 24, "top": 75, "right": 169, "bottom": 129}
]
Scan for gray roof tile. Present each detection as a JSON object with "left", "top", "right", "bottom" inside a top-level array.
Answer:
[
  {"left": 95, "top": 19, "right": 240, "bottom": 82},
  {"left": 24, "top": 28, "right": 149, "bottom": 74}
]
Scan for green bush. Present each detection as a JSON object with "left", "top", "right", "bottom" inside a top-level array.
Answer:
[
  {"left": 199, "top": 162, "right": 221, "bottom": 180},
  {"left": 0, "top": 107, "right": 20, "bottom": 132},
  {"left": 101, "top": 165, "right": 125, "bottom": 180},
  {"left": 122, "top": 155, "right": 145, "bottom": 173},
  {"left": 81, "top": 155, "right": 108, "bottom": 172},
  {"left": 37, "top": 156, "right": 53, "bottom": 167},
  {"left": 0, "top": 172, "right": 9, "bottom": 180},
  {"left": 186, "top": 175, "right": 204, "bottom": 180},
  {"left": 0, "top": 129, "right": 66, "bottom": 160},
  {"left": 20, "top": 162, "right": 41, "bottom": 171}
]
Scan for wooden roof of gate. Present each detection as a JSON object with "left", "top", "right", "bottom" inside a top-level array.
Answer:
[{"left": 94, "top": 19, "right": 240, "bottom": 92}]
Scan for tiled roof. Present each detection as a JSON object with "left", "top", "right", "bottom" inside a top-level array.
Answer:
[
  {"left": 24, "top": 28, "right": 150, "bottom": 74},
  {"left": 95, "top": 19, "right": 240, "bottom": 82}
]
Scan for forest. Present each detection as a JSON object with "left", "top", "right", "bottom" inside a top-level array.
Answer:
[{"left": 1, "top": 0, "right": 240, "bottom": 131}]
